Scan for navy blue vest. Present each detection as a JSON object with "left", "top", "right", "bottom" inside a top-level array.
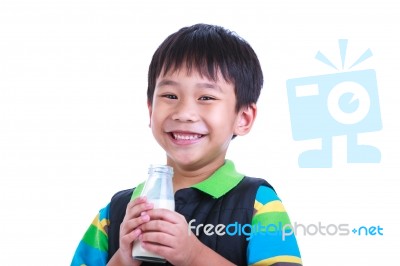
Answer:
[{"left": 108, "top": 177, "right": 273, "bottom": 266}]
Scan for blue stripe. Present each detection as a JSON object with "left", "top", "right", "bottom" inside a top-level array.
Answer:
[
  {"left": 247, "top": 230, "right": 301, "bottom": 264},
  {"left": 99, "top": 204, "right": 110, "bottom": 221},
  {"left": 255, "top": 186, "right": 280, "bottom": 205},
  {"left": 71, "top": 241, "right": 108, "bottom": 266}
]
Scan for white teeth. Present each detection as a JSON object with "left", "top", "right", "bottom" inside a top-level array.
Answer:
[{"left": 172, "top": 133, "right": 202, "bottom": 140}]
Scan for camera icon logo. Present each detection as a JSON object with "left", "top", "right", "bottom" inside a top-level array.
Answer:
[{"left": 286, "top": 40, "right": 382, "bottom": 168}]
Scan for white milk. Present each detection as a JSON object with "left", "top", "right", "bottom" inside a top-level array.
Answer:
[{"left": 132, "top": 199, "right": 175, "bottom": 263}]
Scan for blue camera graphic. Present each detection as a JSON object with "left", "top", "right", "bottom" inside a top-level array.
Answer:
[{"left": 286, "top": 40, "right": 382, "bottom": 168}]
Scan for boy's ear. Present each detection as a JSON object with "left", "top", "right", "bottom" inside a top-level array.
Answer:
[
  {"left": 233, "top": 103, "right": 257, "bottom": 136},
  {"left": 147, "top": 101, "right": 152, "bottom": 128}
]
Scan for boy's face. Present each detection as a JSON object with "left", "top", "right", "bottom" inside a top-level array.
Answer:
[{"left": 148, "top": 68, "right": 256, "bottom": 171}]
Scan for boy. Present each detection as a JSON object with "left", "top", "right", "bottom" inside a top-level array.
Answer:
[{"left": 72, "top": 23, "right": 302, "bottom": 266}]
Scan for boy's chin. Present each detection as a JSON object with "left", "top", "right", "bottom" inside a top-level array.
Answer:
[
  {"left": 167, "top": 155, "right": 197, "bottom": 166},
  {"left": 167, "top": 152, "right": 226, "bottom": 172},
  {"left": 167, "top": 155, "right": 206, "bottom": 170}
]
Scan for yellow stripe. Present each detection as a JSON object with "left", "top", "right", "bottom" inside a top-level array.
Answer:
[
  {"left": 91, "top": 214, "right": 110, "bottom": 235},
  {"left": 251, "top": 255, "right": 302, "bottom": 265},
  {"left": 254, "top": 200, "right": 263, "bottom": 211},
  {"left": 256, "top": 200, "right": 286, "bottom": 214}
]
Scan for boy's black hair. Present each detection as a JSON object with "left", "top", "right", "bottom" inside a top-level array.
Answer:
[{"left": 147, "top": 23, "right": 263, "bottom": 112}]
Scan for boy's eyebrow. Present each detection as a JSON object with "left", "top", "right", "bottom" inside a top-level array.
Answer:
[
  {"left": 157, "top": 79, "right": 222, "bottom": 92},
  {"left": 195, "top": 82, "right": 222, "bottom": 92},
  {"left": 156, "top": 79, "right": 179, "bottom": 88}
]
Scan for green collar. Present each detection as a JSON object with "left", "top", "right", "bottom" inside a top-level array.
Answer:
[
  {"left": 131, "top": 160, "right": 244, "bottom": 200},
  {"left": 192, "top": 160, "right": 244, "bottom": 198}
]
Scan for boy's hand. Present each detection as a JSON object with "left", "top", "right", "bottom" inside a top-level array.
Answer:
[
  {"left": 108, "top": 196, "right": 153, "bottom": 266},
  {"left": 138, "top": 209, "right": 205, "bottom": 266}
]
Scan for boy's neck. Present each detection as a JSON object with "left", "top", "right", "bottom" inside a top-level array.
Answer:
[{"left": 168, "top": 158, "right": 225, "bottom": 192}]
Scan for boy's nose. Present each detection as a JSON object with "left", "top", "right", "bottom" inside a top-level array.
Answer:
[{"left": 171, "top": 100, "right": 199, "bottom": 122}]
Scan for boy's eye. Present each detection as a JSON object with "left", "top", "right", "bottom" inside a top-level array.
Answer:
[
  {"left": 198, "top": 96, "right": 215, "bottom": 101},
  {"left": 162, "top": 94, "right": 178, "bottom": 99}
]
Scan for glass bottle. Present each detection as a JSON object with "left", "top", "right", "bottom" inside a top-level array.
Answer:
[{"left": 132, "top": 164, "right": 174, "bottom": 263}]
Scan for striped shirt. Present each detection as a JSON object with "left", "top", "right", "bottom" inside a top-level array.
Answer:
[{"left": 71, "top": 161, "right": 302, "bottom": 265}]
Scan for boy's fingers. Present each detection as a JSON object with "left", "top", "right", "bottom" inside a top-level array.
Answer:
[
  {"left": 146, "top": 209, "right": 182, "bottom": 223},
  {"left": 140, "top": 231, "right": 175, "bottom": 248},
  {"left": 124, "top": 199, "right": 153, "bottom": 220},
  {"left": 120, "top": 228, "right": 142, "bottom": 247},
  {"left": 128, "top": 196, "right": 147, "bottom": 207},
  {"left": 127, "top": 213, "right": 151, "bottom": 228},
  {"left": 120, "top": 213, "right": 150, "bottom": 236},
  {"left": 140, "top": 219, "right": 171, "bottom": 233}
]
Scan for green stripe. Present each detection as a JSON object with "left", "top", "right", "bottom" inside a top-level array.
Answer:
[
  {"left": 82, "top": 224, "right": 108, "bottom": 252},
  {"left": 252, "top": 212, "right": 291, "bottom": 231},
  {"left": 130, "top": 182, "right": 145, "bottom": 201}
]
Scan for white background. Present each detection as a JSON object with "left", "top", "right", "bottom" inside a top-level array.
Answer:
[{"left": 1, "top": 0, "right": 399, "bottom": 265}]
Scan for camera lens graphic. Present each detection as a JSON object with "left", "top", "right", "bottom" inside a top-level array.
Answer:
[{"left": 327, "top": 81, "right": 371, "bottom": 125}]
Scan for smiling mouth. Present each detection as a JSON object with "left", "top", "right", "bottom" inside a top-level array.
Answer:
[{"left": 170, "top": 132, "right": 204, "bottom": 140}]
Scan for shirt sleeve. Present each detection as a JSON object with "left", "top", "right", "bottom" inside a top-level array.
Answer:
[
  {"left": 247, "top": 186, "right": 302, "bottom": 266},
  {"left": 71, "top": 204, "right": 110, "bottom": 266}
]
